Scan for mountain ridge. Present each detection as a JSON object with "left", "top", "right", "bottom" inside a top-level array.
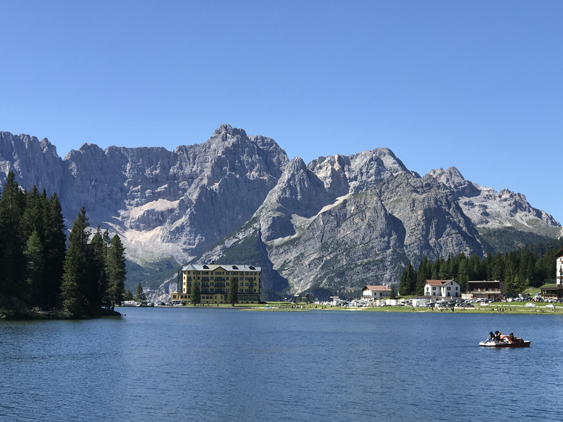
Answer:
[{"left": 1, "top": 126, "right": 560, "bottom": 300}]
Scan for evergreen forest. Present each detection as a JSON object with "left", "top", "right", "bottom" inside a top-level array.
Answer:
[
  {"left": 0, "top": 171, "right": 126, "bottom": 318},
  {"left": 398, "top": 238, "right": 563, "bottom": 297}
]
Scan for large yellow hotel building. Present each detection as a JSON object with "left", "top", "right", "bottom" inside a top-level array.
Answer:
[{"left": 170, "top": 263, "right": 261, "bottom": 305}]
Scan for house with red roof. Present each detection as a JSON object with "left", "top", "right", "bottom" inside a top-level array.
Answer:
[
  {"left": 424, "top": 280, "right": 461, "bottom": 298},
  {"left": 362, "top": 285, "right": 392, "bottom": 301}
]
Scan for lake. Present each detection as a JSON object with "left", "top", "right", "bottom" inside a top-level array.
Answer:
[{"left": 1, "top": 307, "right": 563, "bottom": 421}]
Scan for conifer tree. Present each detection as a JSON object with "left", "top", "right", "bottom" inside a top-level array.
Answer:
[
  {"left": 415, "top": 257, "right": 430, "bottom": 295},
  {"left": 89, "top": 227, "right": 108, "bottom": 309},
  {"left": 0, "top": 171, "right": 26, "bottom": 307},
  {"left": 123, "top": 290, "right": 134, "bottom": 301},
  {"left": 190, "top": 280, "right": 201, "bottom": 305},
  {"left": 431, "top": 259, "right": 440, "bottom": 280},
  {"left": 399, "top": 262, "right": 415, "bottom": 295},
  {"left": 60, "top": 207, "right": 91, "bottom": 316},
  {"left": 23, "top": 230, "right": 45, "bottom": 307},
  {"left": 135, "top": 282, "right": 145, "bottom": 301},
  {"left": 43, "top": 193, "right": 66, "bottom": 308},
  {"left": 106, "top": 234, "right": 126, "bottom": 310},
  {"left": 227, "top": 277, "right": 238, "bottom": 306}
]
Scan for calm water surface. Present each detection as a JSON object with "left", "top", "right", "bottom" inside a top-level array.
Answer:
[{"left": 1, "top": 308, "right": 563, "bottom": 421}]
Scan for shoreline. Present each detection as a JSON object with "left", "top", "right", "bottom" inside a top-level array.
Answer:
[{"left": 243, "top": 302, "right": 562, "bottom": 315}]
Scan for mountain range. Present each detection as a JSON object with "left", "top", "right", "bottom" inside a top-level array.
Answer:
[{"left": 1, "top": 125, "right": 560, "bottom": 301}]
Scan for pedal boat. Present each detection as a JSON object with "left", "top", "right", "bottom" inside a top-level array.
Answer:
[{"left": 479, "top": 340, "right": 530, "bottom": 348}]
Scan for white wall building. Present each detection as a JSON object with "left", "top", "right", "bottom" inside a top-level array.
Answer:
[
  {"left": 556, "top": 249, "right": 563, "bottom": 286},
  {"left": 424, "top": 280, "right": 461, "bottom": 298},
  {"left": 362, "top": 285, "right": 391, "bottom": 300}
]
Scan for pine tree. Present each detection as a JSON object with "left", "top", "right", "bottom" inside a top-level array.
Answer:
[
  {"left": 43, "top": 193, "right": 66, "bottom": 308},
  {"left": 89, "top": 227, "right": 108, "bottom": 309},
  {"left": 190, "top": 280, "right": 201, "bottom": 305},
  {"left": 399, "top": 267, "right": 408, "bottom": 296},
  {"left": 227, "top": 277, "right": 238, "bottom": 306},
  {"left": 457, "top": 258, "right": 469, "bottom": 293},
  {"left": 468, "top": 254, "right": 481, "bottom": 280},
  {"left": 23, "top": 230, "right": 45, "bottom": 307},
  {"left": 106, "top": 234, "right": 126, "bottom": 310},
  {"left": 135, "top": 282, "right": 145, "bottom": 301},
  {"left": 439, "top": 256, "right": 450, "bottom": 280},
  {"left": 431, "top": 258, "right": 441, "bottom": 280},
  {"left": 0, "top": 171, "right": 27, "bottom": 308},
  {"left": 492, "top": 252, "right": 504, "bottom": 280},
  {"left": 123, "top": 290, "right": 134, "bottom": 301},
  {"left": 415, "top": 257, "right": 431, "bottom": 296},
  {"left": 60, "top": 207, "right": 91, "bottom": 316},
  {"left": 21, "top": 186, "right": 46, "bottom": 242},
  {"left": 399, "top": 262, "right": 415, "bottom": 296}
]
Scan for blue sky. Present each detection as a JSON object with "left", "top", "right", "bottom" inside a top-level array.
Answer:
[{"left": 1, "top": 1, "right": 562, "bottom": 223}]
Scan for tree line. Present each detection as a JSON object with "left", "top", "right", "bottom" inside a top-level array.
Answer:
[
  {"left": 398, "top": 240, "right": 563, "bottom": 296},
  {"left": 0, "top": 171, "right": 126, "bottom": 317}
]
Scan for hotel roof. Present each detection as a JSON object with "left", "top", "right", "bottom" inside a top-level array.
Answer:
[{"left": 182, "top": 264, "right": 261, "bottom": 272}]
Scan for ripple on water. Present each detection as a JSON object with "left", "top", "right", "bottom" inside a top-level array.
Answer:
[{"left": 1, "top": 309, "right": 563, "bottom": 421}]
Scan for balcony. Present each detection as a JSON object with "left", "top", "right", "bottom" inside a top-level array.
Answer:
[{"left": 470, "top": 289, "right": 501, "bottom": 294}]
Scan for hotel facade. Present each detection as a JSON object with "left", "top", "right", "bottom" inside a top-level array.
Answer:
[{"left": 170, "top": 263, "right": 261, "bottom": 305}]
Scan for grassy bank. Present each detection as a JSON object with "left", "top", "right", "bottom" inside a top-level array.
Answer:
[{"left": 246, "top": 301, "right": 563, "bottom": 315}]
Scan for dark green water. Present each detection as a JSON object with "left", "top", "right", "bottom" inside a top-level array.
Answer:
[{"left": 1, "top": 308, "right": 562, "bottom": 421}]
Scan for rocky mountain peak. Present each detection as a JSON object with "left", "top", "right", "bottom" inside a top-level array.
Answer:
[
  {"left": 429, "top": 166, "right": 465, "bottom": 188},
  {"left": 213, "top": 123, "right": 245, "bottom": 136}
]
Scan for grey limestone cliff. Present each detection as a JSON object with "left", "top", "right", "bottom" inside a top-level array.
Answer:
[
  {"left": 1, "top": 125, "right": 289, "bottom": 266},
  {"left": 1, "top": 127, "right": 560, "bottom": 300},
  {"left": 428, "top": 167, "right": 559, "bottom": 230},
  {"left": 198, "top": 149, "right": 486, "bottom": 296}
]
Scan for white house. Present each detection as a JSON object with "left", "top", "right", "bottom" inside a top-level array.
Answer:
[
  {"left": 362, "top": 285, "right": 391, "bottom": 300},
  {"left": 556, "top": 249, "right": 563, "bottom": 286},
  {"left": 424, "top": 280, "right": 461, "bottom": 298}
]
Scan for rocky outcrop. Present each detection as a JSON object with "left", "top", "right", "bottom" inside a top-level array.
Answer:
[
  {"left": 199, "top": 153, "right": 485, "bottom": 295},
  {"left": 429, "top": 167, "right": 559, "bottom": 229},
  {"left": 0, "top": 132, "right": 64, "bottom": 195},
  {"left": 0, "top": 125, "right": 289, "bottom": 264}
]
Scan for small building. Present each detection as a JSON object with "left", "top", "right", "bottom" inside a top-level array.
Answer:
[
  {"left": 540, "top": 249, "right": 563, "bottom": 298},
  {"left": 557, "top": 248, "right": 563, "bottom": 286},
  {"left": 540, "top": 284, "right": 562, "bottom": 299},
  {"left": 468, "top": 280, "right": 504, "bottom": 300},
  {"left": 362, "top": 285, "right": 391, "bottom": 301},
  {"left": 170, "top": 263, "right": 261, "bottom": 305},
  {"left": 424, "top": 280, "right": 461, "bottom": 298}
]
